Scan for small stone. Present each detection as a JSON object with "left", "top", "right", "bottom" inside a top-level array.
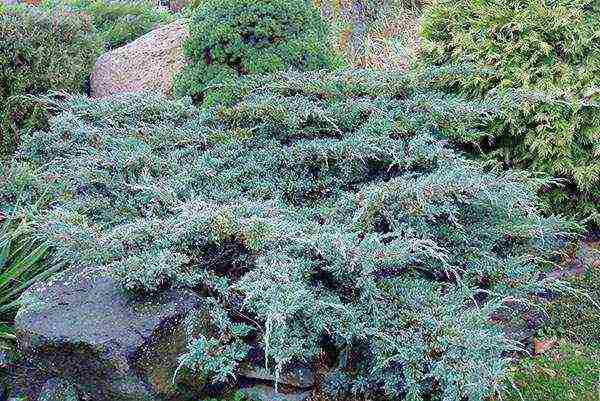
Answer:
[
  {"left": 241, "top": 385, "right": 310, "bottom": 401},
  {"left": 0, "top": 350, "right": 8, "bottom": 369},
  {"left": 533, "top": 338, "right": 557, "bottom": 355},
  {"left": 239, "top": 364, "right": 314, "bottom": 388}
]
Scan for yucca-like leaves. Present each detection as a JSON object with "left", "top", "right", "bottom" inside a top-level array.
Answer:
[{"left": 0, "top": 213, "right": 63, "bottom": 339}]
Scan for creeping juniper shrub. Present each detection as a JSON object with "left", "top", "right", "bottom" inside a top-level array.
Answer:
[
  {"left": 0, "top": 5, "right": 102, "bottom": 158},
  {"left": 173, "top": 0, "right": 342, "bottom": 105},
  {"left": 1, "top": 70, "right": 579, "bottom": 401},
  {"left": 419, "top": 0, "right": 600, "bottom": 221}
]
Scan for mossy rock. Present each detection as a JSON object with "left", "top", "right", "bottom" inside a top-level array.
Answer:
[{"left": 543, "top": 242, "right": 600, "bottom": 344}]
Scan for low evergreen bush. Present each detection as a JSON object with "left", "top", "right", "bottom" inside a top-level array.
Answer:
[
  {"left": 419, "top": 0, "right": 600, "bottom": 221},
  {"left": 43, "top": 0, "right": 175, "bottom": 49},
  {"left": 173, "top": 0, "right": 342, "bottom": 104},
  {"left": 0, "top": 5, "right": 102, "bottom": 158},
  {"left": 1, "top": 70, "right": 578, "bottom": 401}
]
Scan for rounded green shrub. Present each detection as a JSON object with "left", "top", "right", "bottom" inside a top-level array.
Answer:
[
  {"left": 173, "top": 0, "right": 342, "bottom": 104},
  {"left": 0, "top": 5, "right": 102, "bottom": 158},
  {"left": 419, "top": 0, "right": 600, "bottom": 221},
  {"left": 43, "top": 0, "right": 175, "bottom": 49}
]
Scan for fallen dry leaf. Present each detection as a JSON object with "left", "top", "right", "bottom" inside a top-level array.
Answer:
[
  {"left": 539, "top": 366, "right": 557, "bottom": 378},
  {"left": 533, "top": 338, "right": 557, "bottom": 355}
]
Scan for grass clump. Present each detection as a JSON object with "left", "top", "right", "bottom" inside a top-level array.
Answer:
[
  {"left": 0, "top": 4, "right": 102, "bottom": 158},
  {"left": 500, "top": 340, "right": 600, "bottom": 401},
  {"left": 419, "top": 0, "right": 600, "bottom": 220},
  {"left": 173, "top": 0, "right": 342, "bottom": 104},
  {"left": 314, "top": 0, "right": 426, "bottom": 69},
  {"left": 1, "top": 70, "right": 580, "bottom": 401}
]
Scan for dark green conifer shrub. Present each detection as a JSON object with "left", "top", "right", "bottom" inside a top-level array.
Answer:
[
  {"left": 43, "top": 0, "right": 175, "bottom": 49},
  {"left": 173, "top": 0, "right": 342, "bottom": 104},
  {"left": 1, "top": 70, "right": 578, "bottom": 401},
  {"left": 0, "top": 5, "right": 102, "bottom": 158},
  {"left": 419, "top": 0, "right": 600, "bottom": 221}
]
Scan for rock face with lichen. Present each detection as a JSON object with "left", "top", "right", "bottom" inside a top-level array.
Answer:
[
  {"left": 14, "top": 266, "right": 202, "bottom": 401},
  {"left": 90, "top": 19, "right": 189, "bottom": 98}
]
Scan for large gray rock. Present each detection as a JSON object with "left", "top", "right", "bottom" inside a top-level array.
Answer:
[
  {"left": 90, "top": 20, "right": 189, "bottom": 99},
  {"left": 15, "top": 266, "right": 202, "bottom": 401}
]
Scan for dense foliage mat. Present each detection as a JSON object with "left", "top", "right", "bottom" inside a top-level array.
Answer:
[
  {"left": 173, "top": 0, "right": 341, "bottom": 104},
  {"left": 1, "top": 70, "right": 579, "bottom": 401},
  {"left": 419, "top": 0, "right": 600, "bottom": 220},
  {"left": 0, "top": 4, "right": 102, "bottom": 158},
  {"left": 43, "top": 0, "right": 175, "bottom": 49}
]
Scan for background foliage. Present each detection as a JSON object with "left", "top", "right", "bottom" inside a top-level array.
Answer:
[
  {"left": 1, "top": 69, "right": 578, "bottom": 401},
  {"left": 419, "top": 0, "right": 600, "bottom": 221},
  {"left": 0, "top": 4, "right": 102, "bottom": 158},
  {"left": 43, "top": 0, "right": 175, "bottom": 49},
  {"left": 173, "top": 0, "right": 342, "bottom": 104}
]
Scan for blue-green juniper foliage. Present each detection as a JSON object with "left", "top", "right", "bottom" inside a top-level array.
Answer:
[{"left": 0, "top": 70, "right": 578, "bottom": 401}]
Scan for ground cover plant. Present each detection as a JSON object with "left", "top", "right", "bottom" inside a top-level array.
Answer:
[
  {"left": 419, "top": 0, "right": 600, "bottom": 221},
  {"left": 539, "top": 244, "right": 600, "bottom": 345},
  {"left": 173, "top": 0, "right": 342, "bottom": 103},
  {"left": 42, "top": 0, "right": 175, "bottom": 49},
  {"left": 495, "top": 241, "right": 600, "bottom": 401},
  {"left": 0, "top": 4, "right": 102, "bottom": 158},
  {"left": 0, "top": 69, "right": 580, "bottom": 401}
]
